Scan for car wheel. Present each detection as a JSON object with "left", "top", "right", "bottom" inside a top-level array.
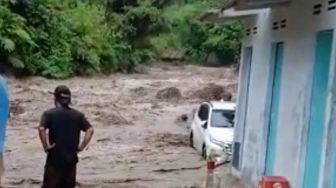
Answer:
[
  {"left": 189, "top": 132, "right": 194, "bottom": 148},
  {"left": 202, "top": 144, "right": 207, "bottom": 159}
]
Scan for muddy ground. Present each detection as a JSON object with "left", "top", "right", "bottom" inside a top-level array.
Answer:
[{"left": 4, "top": 64, "right": 244, "bottom": 188}]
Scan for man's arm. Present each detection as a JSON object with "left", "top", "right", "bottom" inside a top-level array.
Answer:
[
  {"left": 78, "top": 127, "right": 94, "bottom": 152},
  {"left": 38, "top": 113, "right": 55, "bottom": 152},
  {"left": 78, "top": 114, "right": 94, "bottom": 152}
]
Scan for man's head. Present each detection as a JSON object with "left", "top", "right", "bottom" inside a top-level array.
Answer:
[{"left": 54, "top": 85, "right": 71, "bottom": 107}]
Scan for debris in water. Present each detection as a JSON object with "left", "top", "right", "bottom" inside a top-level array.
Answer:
[
  {"left": 176, "top": 114, "right": 189, "bottom": 123},
  {"left": 97, "top": 137, "right": 111, "bottom": 142},
  {"left": 146, "top": 133, "right": 189, "bottom": 148},
  {"left": 153, "top": 165, "right": 203, "bottom": 173},
  {"left": 10, "top": 99, "right": 27, "bottom": 116}
]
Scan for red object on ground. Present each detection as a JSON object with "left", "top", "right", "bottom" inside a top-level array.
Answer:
[
  {"left": 259, "top": 176, "right": 289, "bottom": 188},
  {"left": 207, "top": 159, "right": 215, "bottom": 172}
]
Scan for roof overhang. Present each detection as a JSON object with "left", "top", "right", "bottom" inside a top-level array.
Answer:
[
  {"left": 220, "top": 8, "right": 263, "bottom": 20},
  {"left": 235, "top": 0, "right": 290, "bottom": 10},
  {"left": 199, "top": 0, "right": 290, "bottom": 22},
  {"left": 199, "top": 7, "right": 264, "bottom": 23}
]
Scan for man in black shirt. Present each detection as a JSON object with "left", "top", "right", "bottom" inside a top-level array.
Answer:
[{"left": 38, "top": 85, "right": 94, "bottom": 188}]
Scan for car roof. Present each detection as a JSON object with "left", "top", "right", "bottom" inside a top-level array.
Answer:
[{"left": 208, "top": 101, "right": 236, "bottom": 110}]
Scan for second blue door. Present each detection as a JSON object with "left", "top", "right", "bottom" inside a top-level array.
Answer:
[
  {"left": 265, "top": 42, "right": 284, "bottom": 175},
  {"left": 303, "top": 30, "right": 333, "bottom": 188}
]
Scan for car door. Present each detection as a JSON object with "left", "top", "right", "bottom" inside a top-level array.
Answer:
[
  {"left": 195, "top": 103, "right": 210, "bottom": 152},
  {"left": 191, "top": 107, "right": 201, "bottom": 151}
]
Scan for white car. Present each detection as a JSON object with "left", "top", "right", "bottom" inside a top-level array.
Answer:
[{"left": 190, "top": 101, "right": 236, "bottom": 163}]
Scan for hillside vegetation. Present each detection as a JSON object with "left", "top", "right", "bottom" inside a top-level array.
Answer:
[{"left": 0, "top": 0, "right": 242, "bottom": 78}]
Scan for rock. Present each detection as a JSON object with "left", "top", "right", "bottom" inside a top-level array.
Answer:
[
  {"left": 133, "top": 64, "right": 149, "bottom": 74},
  {"left": 131, "top": 86, "right": 148, "bottom": 96},
  {"left": 156, "top": 87, "right": 182, "bottom": 101},
  {"left": 193, "top": 84, "right": 232, "bottom": 101},
  {"left": 160, "top": 48, "right": 185, "bottom": 62}
]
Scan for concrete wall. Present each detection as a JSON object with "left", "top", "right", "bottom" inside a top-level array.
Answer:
[{"left": 234, "top": 0, "right": 336, "bottom": 187}]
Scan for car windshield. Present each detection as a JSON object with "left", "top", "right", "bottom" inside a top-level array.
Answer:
[{"left": 210, "top": 110, "right": 235, "bottom": 128}]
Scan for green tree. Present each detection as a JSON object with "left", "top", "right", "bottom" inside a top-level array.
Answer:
[{"left": 0, "top": 0, "right": 243, "bottom": 78}]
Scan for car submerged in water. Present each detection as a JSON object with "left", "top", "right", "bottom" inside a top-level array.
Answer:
[{"left": 189, "top": 101, "right": 235, "bottom": 163}]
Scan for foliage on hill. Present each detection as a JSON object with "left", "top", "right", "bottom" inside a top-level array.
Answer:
[{"left": 0, "top": 0, "right": 242, "bottom": 78}]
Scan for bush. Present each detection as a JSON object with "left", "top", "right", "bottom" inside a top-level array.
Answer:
[
  {"left": 154, "top": 0, "right": 243, "bottom": 64},
  {"left": 0, "top": 0, "right": 243, "bottom": 78},
  {"left": 0, "top": 1, "right": 33, "bottom": 70},
  {"left": 182, "top": 20, "right": 243, "bottom": 63}
]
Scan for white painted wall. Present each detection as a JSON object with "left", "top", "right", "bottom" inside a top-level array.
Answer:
[
  {"left": 238, "top": 10, "right": 272, "bottom": 186},
  {"left": 234, "top": 0, "right": 336, "bottom": 187}
]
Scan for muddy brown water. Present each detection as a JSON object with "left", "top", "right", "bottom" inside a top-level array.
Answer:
[{"left": 3, "top": 64, "right": 244, "bottom": 188}]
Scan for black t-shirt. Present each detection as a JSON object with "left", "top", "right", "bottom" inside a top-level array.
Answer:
[{"left": 40, "top": 107, "right": 91, "bottom": 166}]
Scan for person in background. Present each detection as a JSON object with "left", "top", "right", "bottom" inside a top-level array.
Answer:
[
  {"left": 38, "top": 85, "right": 94, "bottom": 188},
  {"left": 0, "top": 71, "right": 9, "bottom": 185}
]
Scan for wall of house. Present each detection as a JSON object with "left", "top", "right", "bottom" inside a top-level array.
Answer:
[{"left": 234, "top": 0, "right": 336, "bottom": 187}]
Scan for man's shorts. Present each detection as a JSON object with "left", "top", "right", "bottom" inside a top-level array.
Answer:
[{"left": 42, "top": 162, "right": 76, "bottom": 188}]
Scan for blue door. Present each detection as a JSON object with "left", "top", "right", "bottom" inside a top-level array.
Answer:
[
  {"left": 233, "top": 47, "right": 253, "bottom": 170},
  {"left": 0, "top": 76, "right": 9, "bottom": 154},
  {"left": 265, "top": 42, "right": 284, "bottom": 175},
  {"left": 303, "top": 30, "right": 333, "bottom": 188}
]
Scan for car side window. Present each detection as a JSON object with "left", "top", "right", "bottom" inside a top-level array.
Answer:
[{"left": 198, "top": 104, "right": 210, "bottom": 121}]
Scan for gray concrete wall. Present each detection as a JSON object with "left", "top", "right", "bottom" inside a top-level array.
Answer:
[{"left": 233, "top": 0, "right": 336, "bottom": 187}]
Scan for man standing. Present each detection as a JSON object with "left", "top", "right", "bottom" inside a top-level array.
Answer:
[
  {"left": 0, "top": 73, "right": 9, "bottom": 185},
  {"left": 38, "top": 85, "right": 94, "bottom": 188}
]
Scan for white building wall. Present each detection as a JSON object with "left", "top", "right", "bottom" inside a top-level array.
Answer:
[
  {"left": 235, "top": 0, "right": 336, "bottom": 187},
  {"left": 238, "top": 10, "right": 273, "bottom": 186}
]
